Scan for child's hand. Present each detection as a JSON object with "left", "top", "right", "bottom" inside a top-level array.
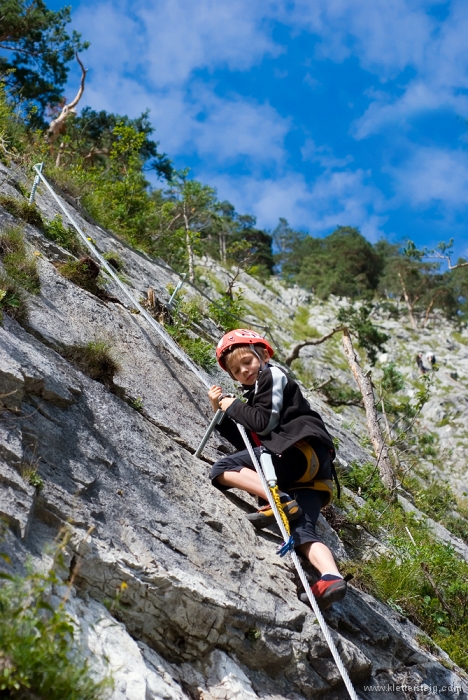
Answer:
[
  {"left": 219, "top": 396, "right": 236, "bottom": 411},
  {"left": 208, "top": 385, "right": 223, "bottom": 412}
]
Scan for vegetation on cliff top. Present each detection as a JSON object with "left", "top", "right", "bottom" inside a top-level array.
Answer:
[{"left": 1, "top": 0, "right": 467, "bottom": 327}]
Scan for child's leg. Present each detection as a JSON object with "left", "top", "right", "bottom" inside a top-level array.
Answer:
[
  {"left": 291, "top": 489, "right": 346, "bottom": 609},
  {"left": 211, "top": 450, "right": 301, "bottom": 525},
  {"left": 290, "top": 489, "right": 338, "bottom": 570},
  {"left": 216, "top": 468, "right": 266, "bottom": 499},
  {"left": 297, "top": 541, "right": 340, "bottom": 576},
  {"left": 211, "top": 448, "right": 266, "bottom": 498}
]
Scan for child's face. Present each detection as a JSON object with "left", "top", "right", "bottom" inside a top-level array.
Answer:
[{"left": 226, "top": 350, "right": 264, "bottom": 385}]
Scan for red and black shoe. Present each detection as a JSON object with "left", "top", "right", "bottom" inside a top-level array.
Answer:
[{"left": 301, "top": 575, "right": 348, "bottom": 611}]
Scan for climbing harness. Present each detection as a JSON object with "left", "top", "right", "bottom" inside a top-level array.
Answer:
[
  {"left": 33, "top": 164, "right": 359, "bottom": 700},
  {"left": 235, "top": 423, "right": 360, "bottom": 700},
  {"left": 290, "top": 439, "right": 335, "bottom": 506}
]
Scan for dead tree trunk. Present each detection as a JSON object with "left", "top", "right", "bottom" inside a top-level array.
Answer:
[
  {"left": 397, "top": 272, "right": 418, "bottom": 330},
  {"left": 342, "top": 328, "right": 396, "bottom": 495},
  {"left": 47, "top": 53, "right": 87, "bottom": 149},
  {"left": 183, "top": 205, "right": 195, "bottom": 283}
]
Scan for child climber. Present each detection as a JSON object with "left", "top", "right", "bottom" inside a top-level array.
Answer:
[{"left": 208, "top": 329, "right": 347, "bottom": 611}]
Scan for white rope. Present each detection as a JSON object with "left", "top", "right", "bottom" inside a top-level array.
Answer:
[
  {"left": 32, "top": 164, "right": 211, "bottom": 390},
  {"left": 34, "top": 164, "right": 360, "bottom": 698},
  {"left": 236, "top": 423, "right": 361, "bottom": 700}
]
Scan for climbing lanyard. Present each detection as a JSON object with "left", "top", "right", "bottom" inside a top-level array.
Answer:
[
  {"left": 34, "top": 164, "right": 360, "bottom": 700},
  {"left": 236, "top": 423, "right": 360, "bottom": 700}
]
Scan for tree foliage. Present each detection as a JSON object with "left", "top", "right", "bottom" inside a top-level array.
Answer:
[
  {"left": 57, "top": 107, "right": 172, "bottom": 179},
  {"left": 0, "top": 0, "right": 465, "bottom": 323},
  {"left": 202, "top": 202, "right": 273, "bottom": 278},
  {"left": 274, "top": 222, "right": 383, "bottom": 299},
  {"left": 0, "top": 0, "right": 88, "bottom": 123}
]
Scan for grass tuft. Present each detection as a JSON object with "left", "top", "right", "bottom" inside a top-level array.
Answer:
[
  {"left": 57, "top": 256, "right": 104, "bottom": 297},
  {"left": 103, "top": 251, "right": 124, "bottom": 272},
  {"left": 341, "top": 461, "right": 468, "bottom": 671},
  {"left": 0, "top": 276, "right": 27, "bottom": 322},
  {"left": 0, "top": 226, "right": 40, "bottom": 321},
  {"left": 0, "top": 226, "right": 41, "bottom": 294},
  {"left": 0, "top": 194, "right": 44, "bottom": 228},
  {"left": 61, "top": 340, "right": 120, "bottom": 390}
]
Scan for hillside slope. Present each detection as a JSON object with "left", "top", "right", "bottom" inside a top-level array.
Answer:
[{"left": 0, "top": 160, "right": 467, "bottom": 700}]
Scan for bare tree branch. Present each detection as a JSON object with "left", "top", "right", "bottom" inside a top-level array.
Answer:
[
  {"left": 285, "top": 326, "right": 343, "bottom": 366},
  {"left": 46, "top": 53, "right": 87, "bottom": 144},
  {"left": 421, "top": 288, "right": 446, "bottom": 328},
  {"left": 313, "top": 375, "right": 335, "bottom": 391},
  {"left": 427, "top": 251, "right": 468, "bottom": 270}
]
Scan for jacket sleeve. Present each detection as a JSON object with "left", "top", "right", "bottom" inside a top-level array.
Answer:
[{"left": 225, "top": 366, "right": 287, "bottom": 435}]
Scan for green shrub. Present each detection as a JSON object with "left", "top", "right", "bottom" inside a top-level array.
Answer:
[
  {"left": 410, "top": 480, "right": 456, "bottom": 521},
  {"left": 341, "top": 461, "right": 388, "bottom": 502},
  {"left": 61, "top": 340, "right": 120, "bottom": 390},
  {"left": 442, "top": 515, "right": 468, "bottom": 544},
  {"left": 0, "top": 226, "right": 40, "bottom": 294},
  {"left": 0, "top": 545, "right": 112, "bottom": 698},
  {"left": 164, "top": 287, "right": 216, "bottom": 370},
  {"left": 177, "top": 335, "right": 216, "bottom": 370},
  {"left": 0, "top": 195, "right": 44, "bottom": 228},
  {"left": 42, "top": 215, "right": 84, "bottom": 256},
  {"left": 208, "top": 292, "right": 245, "bottom": 332},
  {"left": 290, "top": 305, "right": 321, "bottom": 341},
  {"left": 342, "top": 458, "right": 468, "bottom": 671},
  {"left": 19, "top": 457, "right": 44, "bottom": 491},
  {"left": 320, "top": 378, "right": 362, "bottom": 407}
]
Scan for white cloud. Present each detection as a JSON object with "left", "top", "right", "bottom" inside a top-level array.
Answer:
[
  {"left": 186, "top": 88, "right": 290, "bottom": 166},
  {"left": 65, "top": 0, "right": 468, "bottom": 248},
  {"left": 203, "top": 167, "right": 387, "bottom": 241},
  {"left": 301, "top": 139, "right": 353, "bottom": 169},
  {"left": 303, "top": 72, "right": 320, "bottom": 88},
  {"left": 281, "top": 0, "right": 436, "bottom": 76},
  {"left": 74, "top": 0, "right": 280, "bottom": 90},
  {"left": 70, "top": 0, "right": 289, "bottom": 169},
  {"left": 389, "top": 146, "right": 468, "bottom": 211},
  {"left": 279, "top": 0, "right": 468, "bottom": 139}
]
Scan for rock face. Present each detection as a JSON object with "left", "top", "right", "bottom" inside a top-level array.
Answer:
[{"left": 0, "top": 163, "right": 468, "bottom": 700}]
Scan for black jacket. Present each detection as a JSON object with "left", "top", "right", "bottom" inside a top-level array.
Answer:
[{"left": 217, "top": 364, "right": 335, "bottom": 457}]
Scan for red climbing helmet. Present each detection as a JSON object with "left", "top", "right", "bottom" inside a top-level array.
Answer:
[{"left": 216, "top": 329, "right": 274, "bottom": 370}]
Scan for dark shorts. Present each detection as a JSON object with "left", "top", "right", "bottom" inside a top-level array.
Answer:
[{"left": 211, "top": 443, "right": 331, "bottom": 547}]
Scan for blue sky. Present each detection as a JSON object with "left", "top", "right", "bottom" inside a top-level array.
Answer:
[{"left": 48, "top": 0, "right": 468, "bottom": 261}]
